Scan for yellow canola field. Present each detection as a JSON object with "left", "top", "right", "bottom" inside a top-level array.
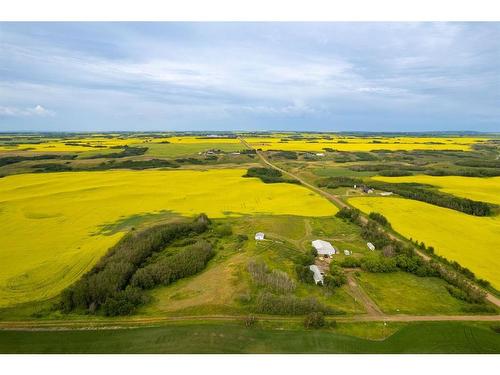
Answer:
[
  {"left": 243, "top": 136, "right": 485, "bottom": 152},
  {"left": 349, "top": 196, "right": 500, "bottom": 289},
  {"left": 373, "top": 175, "right": 500, "bottom": 205},
  {"left": 0, "top": 169, "right": 336, "bottom": 307},
  {"left": 0, "top": 136, "right": 243, "bottom": 153}
]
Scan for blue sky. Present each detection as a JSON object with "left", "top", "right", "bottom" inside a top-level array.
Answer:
[{"left": 0, "top": 22, "right": 499, "bottom": 132}]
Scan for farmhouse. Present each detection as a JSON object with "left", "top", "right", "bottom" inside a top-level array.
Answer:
[
  {"left": 312, "top": 239, "right": 336, "bottom": 256},
  {"left": 309, "top": 265, "right": 324, "bottom": 285},
  {"left": 255, "top": 232, "right": 265, "bottom": 241},
  {"left": 367, "top": 242, "right": 375, "bottom": 251}
]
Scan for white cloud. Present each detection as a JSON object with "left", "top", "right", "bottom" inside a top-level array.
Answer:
[{"left": 0, "top": 105, "right": 55, "bottom": 117}]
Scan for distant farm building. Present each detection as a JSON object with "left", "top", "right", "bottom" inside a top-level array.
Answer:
[
  {"left": 312, "top": 239, "right": 336, "bottom": 256},
  {"left": 315, "top": 153, "right": 325, "bottom": 156},
  {"left": 367, "top": 242, "right": 376, "bottom": 251},
  {"left": 255, "top": 232, "right": 265, "bottom": 241},
  {"left": 309, "top": 265, "right": 324, "bottom": 285},
  {"left": 380, "top": 191, "right": 393, "bottom": 196},
  {"left": 343, "top": 249, "right": 352, "bottom": 256}
]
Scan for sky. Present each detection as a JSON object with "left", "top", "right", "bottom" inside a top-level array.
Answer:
[{"left": 0, "top": 22, "right": 499, "bottom": 132}]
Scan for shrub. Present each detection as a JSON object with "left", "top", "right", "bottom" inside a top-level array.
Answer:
[
  {"left": 361, "top": 255, "right": 397, "bottom": 273},
  {"left": 335, "top": 207, "right": 361, "bottom": 223},
  {"left": 243, "top": 315, "right": 258, "bottom": 327},
  {"left": 368, "top": 212, "right": 391, "bottom": 227},
  {"left": 304, "top": 312, "right": 325, "bottom": 329},
  {"left": 215, "top": 224, "right": 233, "bottom": 237}
]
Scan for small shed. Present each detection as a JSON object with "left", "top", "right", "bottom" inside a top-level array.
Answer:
[
  {"left": 312, "top": 239, "right": 336, "bottom": 256},
  {"left": 255, "top": 232, "right": 265, "bottom": 241},
  {"left": 367, "top": 242, "right": 376, "bottom": 251},
  {"left": 309, "top": 265, "right": 324, "bottom": 285},
  {"left": 343, "top": 249, "right": 351, "bottom": 256}
]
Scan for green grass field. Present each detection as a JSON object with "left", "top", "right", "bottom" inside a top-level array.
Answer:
[
  {"left": 356, "top": 272, "right": 475, "bottom": 314},
  {"left": 0, "top": 321, "right": 498, "bottom": 353}
]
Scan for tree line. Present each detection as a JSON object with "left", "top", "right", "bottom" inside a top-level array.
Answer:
[
  {"left": 59, "top": 214, "right": 212, "bottom": 316},
  {"left": 335, "top": 208, "right": 488, "bottom": 305},
  {"left": 368, "top": 181, "right": 492, "bottom": 216},
  {"left": 243, "top": 167, "right": 299, "bottom": 184}
]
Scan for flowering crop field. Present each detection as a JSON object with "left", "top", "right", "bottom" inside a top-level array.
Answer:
[
  {"left": 0, "top": 169, "right": 336, "bottom": 307},
  {"left": 349, "top": 196, "right": 500, "bottom": 289},
  {"left": 372, "top": 175, "right": 500, "bottom": 205},
  {"left": 243, "top": 136, "right": 486, "bottom": 152}
]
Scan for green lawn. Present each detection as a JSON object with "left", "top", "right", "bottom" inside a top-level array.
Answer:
[
  {"left": 356, "top": 272, "right": 476, "bottom": 314},
  {"left": 0, "top": 321, "right": 498, "bottom": 353}
]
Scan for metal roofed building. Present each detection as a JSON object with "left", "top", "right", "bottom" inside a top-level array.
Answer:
[{"left": 311, "top": 239, "right": 336, "bottom": 256}]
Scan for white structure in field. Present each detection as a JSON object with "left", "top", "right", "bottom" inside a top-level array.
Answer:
[
  {"left": 343, "top": 249, "right": 352, "bottom": 256},
  {"left": 255, "top": 232, "right": 265, "bottom": 241},
  {"left": 367, "top": 242, "right": 376, "bottom": 251},
  {"left": 380, "top": 191, "right": 393, "bottom": 196},
  {"left": 312, "top": 239, "right": 336, "bottom": 256},
  {"left": 309, "top": 265, "right": 324, "bottom": 285}
]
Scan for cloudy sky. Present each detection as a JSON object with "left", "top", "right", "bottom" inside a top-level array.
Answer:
[{"left": 0, "top": 22, "right": 499, "bottom": 132}]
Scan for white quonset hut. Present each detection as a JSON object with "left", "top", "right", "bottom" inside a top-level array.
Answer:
[
  {"left": 255, "top": 232, "right": 265, "bottom": 241},
  {"left": 311, "top": 239, "right": 336, "bottom": 256},
  {"left": 367, "top": 242, "right": 376, "bottom": 251},
  {"left": 309, "top": 265, "right": 324, "bottom": 285}
]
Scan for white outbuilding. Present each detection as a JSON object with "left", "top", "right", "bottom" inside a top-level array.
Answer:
[
  {"left": 255, "top": 232, "right": 265, "bottom": 241},
  {"left": 312, "top": 239, "right": 336, "bottom": 256},
  {"left": 367, "top": 242, "right": 376, "bottom": 251},
  {"left": 309, "top": 265, "right": 324, "bottom": 285}
]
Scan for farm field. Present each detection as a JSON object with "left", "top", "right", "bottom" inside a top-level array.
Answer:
[
  {"left": 142, "top": 142, "right": 245, "bottom": 157},
  {"left": 372, "top": 175, "right": 500, "bottom": 205},
  {"left": 243, "top": 136, "right": 486, "bottom": 152},
  {"left": 356, "top": 272, "right": 473, "bottom": 315},
  {"left": 0, "top": 135, "right": 244, "bottom": 155},
  {"left": 0, "top": 169, "right": 336, "bottom": 307},
  {"left": 349, "top": 196, "right": 500, "bottom": 289},
  {"left": 0, "top": 321, "right": 498, "bottom": 353}
]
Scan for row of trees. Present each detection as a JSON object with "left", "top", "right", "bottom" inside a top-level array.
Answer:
[
  {"left": 368, "top": 181, "right": 492, "bottom": 216},
  {"left": 243, "top": 167, "right": 299, "bottom": 184},
  {"left": 130, "top": 241, "right": 214, "bottom": 289},
  {"left": 59, "top": 214, "right": 211, "bottom": 315}
]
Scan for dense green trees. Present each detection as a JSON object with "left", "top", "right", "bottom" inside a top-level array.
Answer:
[
  {"left": 317, "top": 176, "right": 363, "bottom": 189},
  {"left": 59, "top": 214, "right": 212, "bottom": 315},
  {"left": 368, "top": 181, "right": 492, "bottom": 216},
  {"left": 243, "top": 167, "right": 299, "bottom": 184},
  {"left": 368, "top": 212, "right": 391, "bottom": 227},
  {"left": 130, "top": 241, "right": 214, "bottom": 289}
]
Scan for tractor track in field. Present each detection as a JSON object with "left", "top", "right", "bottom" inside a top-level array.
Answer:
[{"left": 238, "top": 137, "right": 500, "bottom": 309}]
